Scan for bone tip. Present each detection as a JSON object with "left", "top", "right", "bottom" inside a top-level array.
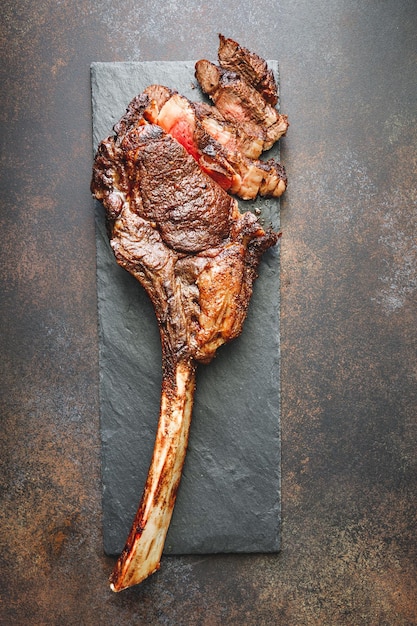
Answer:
[{"left": 109, "top": 562, "right": 162, "bottom": 592}]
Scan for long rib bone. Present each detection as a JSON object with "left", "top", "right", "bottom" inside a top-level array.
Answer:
[{"left": 110, "top": 357, "right": 196, "bottom": 591}]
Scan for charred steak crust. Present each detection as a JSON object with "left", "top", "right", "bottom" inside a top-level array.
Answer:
[
  {"left": 120, "top": 124, "right": 233, "bottom": 254},
  {"left": 194, "top": 59, "right": 288, "bottom": 152}
]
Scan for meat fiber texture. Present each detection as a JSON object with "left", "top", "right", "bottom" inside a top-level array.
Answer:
[{"left": 91, "top": 61, "right": 281, "bottom": 555}]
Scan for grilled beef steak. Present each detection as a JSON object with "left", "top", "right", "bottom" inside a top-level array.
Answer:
[
  {"left": 140, "top": 35, "right": 288, "bottom": 201},
  {"left": 91, "top": 35, "right": 287, "bottom": 591}
]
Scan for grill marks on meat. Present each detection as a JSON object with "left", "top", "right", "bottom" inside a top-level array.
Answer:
[{"left": 91, "top": 36, "right": 286, "bottom": 591}]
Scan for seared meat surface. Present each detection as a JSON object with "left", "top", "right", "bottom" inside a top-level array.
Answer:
[
  {"left": 91, "top": 35, "right": 287, "bottom": 591},
  {"left": 92, "top": 114, "right": 276, "bottom": 364},
  {"left": 195, "top": 59, "right": 288, "bottom": 151},
  {"left": 218, "top": 34, "right": 279, "bottom": 106},
  {"left": 140, "top": 35, "right": 289, "bottom": 201},
  {"left": 143, "top": 87, "right": 287, "bottom": 199}
]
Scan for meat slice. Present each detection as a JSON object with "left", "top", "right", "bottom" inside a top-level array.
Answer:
[
  {"left": 91, "top": 104, "right": 279, "bottom": 590},
  {"left": 192, "top": 100, "right": 287, "bottom": 197},
  {"left": 194, "top": 59, "right": 288, "bottom": 151},
  {"left": 193, "top": 100, "right": 264, "bottom": 159},
  {"left": 143, "top": 87, "right": 287, "bottom": 199},
  {"left": 218, "top": 34, "right": 279, "bottom": 106},
  {"left": 144, "top": 87, "right": 241, "bottom": 195}
]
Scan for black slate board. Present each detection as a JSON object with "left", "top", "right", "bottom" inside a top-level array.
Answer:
[{"left": 91, "top": 61, "right": 281, "bottom": 556}]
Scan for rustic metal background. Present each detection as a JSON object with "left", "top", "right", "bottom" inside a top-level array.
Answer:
[{"left": 1, "top": 1, "right": 416, "bottom": 623}]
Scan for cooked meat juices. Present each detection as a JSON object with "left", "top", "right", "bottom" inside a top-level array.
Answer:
[{"left": 91, "top": 35, "right": 288, "bottom": 591}]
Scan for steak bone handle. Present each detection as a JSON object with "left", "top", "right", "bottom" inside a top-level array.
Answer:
[{"left": 109, "top": 357, "right": 196, "bottom": 592}]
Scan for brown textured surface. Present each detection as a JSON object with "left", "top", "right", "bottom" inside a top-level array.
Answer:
[{"left": 1, "top": 1, "right": 416, "bottom": 624}]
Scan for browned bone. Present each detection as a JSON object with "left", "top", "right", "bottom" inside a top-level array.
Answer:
[{"left": 109, "top": 358, "right": 196, "bottom": 591}]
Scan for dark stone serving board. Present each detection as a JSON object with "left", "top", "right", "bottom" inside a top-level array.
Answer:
[{"left": 91, "top": 61, "right": 282, "bottom": 556}]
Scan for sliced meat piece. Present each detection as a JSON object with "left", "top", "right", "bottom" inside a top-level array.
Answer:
[
  {"left": 195, "top": 59, "right": 288, "bottom": 151},
  {"left": 218, "top": 34, "right": 278, "bottom": 106},
  {"left": 192, "top": 101, "right": 287, "bottom": 197},
  {"left": 143, "top": 83, "right": 173, "bottom": 109},
  {"left": 193, "top": 100, "right": 264, "bottom": 159},
  {"left": 142, "top": 89, "right": 287, "bottom": 199},
  {"left": 149, "top": 91, "right": 241, "bottom": 193}
]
